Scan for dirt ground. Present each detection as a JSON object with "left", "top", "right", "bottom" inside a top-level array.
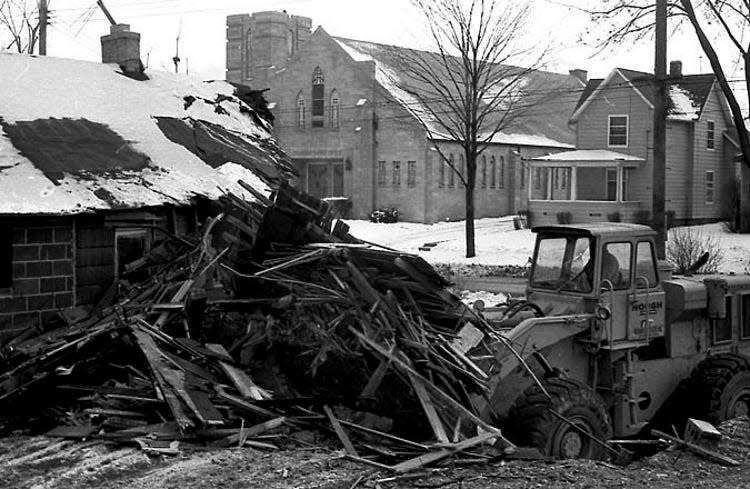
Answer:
[{"left": 3, "top": 418, "right": 750, "bottom": 489}]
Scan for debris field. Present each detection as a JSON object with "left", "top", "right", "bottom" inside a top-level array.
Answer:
[{"left": 0, "top": 180, "right": 516, "bottom": 474}]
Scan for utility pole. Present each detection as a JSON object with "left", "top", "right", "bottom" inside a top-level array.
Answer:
[
  {"left": 39, "top": 0, "right": 48, "bottom": 55},
  {"left": 653, "top": 0, "right": 667, "bottom": 259}
]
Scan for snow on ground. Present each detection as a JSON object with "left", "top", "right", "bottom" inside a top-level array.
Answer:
[
  {"left": 344, "top": 217, "right": 750, "bottom": 275},
  {"left": 344, "top": 216, "right": 535, "bottom": 266}
]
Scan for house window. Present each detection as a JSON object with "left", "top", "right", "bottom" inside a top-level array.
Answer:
[
  {"left": 608, "top": 115, "right": 628, "bottom": 147},
  {"left": 534, "top": 168, "right": 541, "bottom": 190},
  {"left": 707, "top": 120, "right": 715, "bottom": 150},
  {"left": 377, "top": 160, "right": 386, "bottom": 187},
  {"left": 0, "top": 227, "right": 11, "bottom": 289},
  {"left": 606, "top": 168, "right": 618, "bottom": 201},
  {"left": 407, "top": 161, "right": 416, "bottom": 187},
  {"left": 448, "top": 154, "right": 455, "bottom": 187},
  {"left": 499, "top": 156, "right": 505, "bottom": 189},
  {"left": 311, "top": 66, "right": 325, "bottom": 127},
  {"left": 296, "top": 91, "right": 305, "bottom": 128},
  {"left": 705, "top": 170, "right": 715, "bottom": 203},
  {"left": 115, "top": 228, "right": 150, "bottom": 279},
  {"left": 621, "top": 168, "right": 631, "bottom": 200},
  {"left": 438, "top": 156, "right": 445, "bottom": 188},
  {"left": 490, "top": 156, "right": 496, "bottom": 188},
  {"left": 561, "top": 167, "right": 567, "bottom": 189},
  {"left": 481, "top": 155, "right": 487, "bottom": 188},
  {"left": 392, "top": 160, "right": 401, "bottom": 186},
  {"left": 329, "top": 90, "right": 340, "bottom": 128}
]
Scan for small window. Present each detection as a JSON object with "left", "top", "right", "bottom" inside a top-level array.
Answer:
[
  {"left": 741, "top": 295, "right": 750, "bottom": 339},
  {"left": 115, "top": 228, "right": 150, "bottom": 279},
  {"left": 608, "top": 115, "right": 628, "bottom": 147},
  {"left": 296, "top": 91, "right": 305, "bottom": 128},
  {"left": 377, "top": 161, "right": 386, "bottom": 187},
  {"left": 459, "top": 154, "right": 465, "bottom": 187},
  {"left": 0, "top": 227, "right": 11, "bottom": 289},
  {"left": 635, "top": 241, "right": 658, "bottom": 288},
  {"left": 490, "top": 156, "right": 496, "bottom": 188},
  {"left": 706, "top": 171, "right": 715, "bottom": 204},
  {"left": 481, "top": 155, "right": 487, "bottom": 188},
  {"left": 606, "top": 168, "right": 617, "bottom": 201},
  {"left": 329, "top": 90, "right": 340, "bottom": 128},
  {"left": 448, "top": 154, "right": 455, "bottom": 188},
  {"left": 392, "top": 160, "right": 401, "bottom": 186},
  {"left": 602, "top": 242, "right": 631, "bottom": 289},
  {"left": 438, "top": 156, "right": 445, "bottom": 188},
  {"left": 713, "top": 296, "right": 733, "bottom": 343},
  {"left": 407, "top": 160, "right": 416, "bottom": 188},
  {"left": 707, "top": 120, "right": 715, "bottom": 150}
]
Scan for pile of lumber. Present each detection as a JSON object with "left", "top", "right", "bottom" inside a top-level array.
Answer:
[{"left": 0, "top": 181, "right": 512, "bottom": 472}]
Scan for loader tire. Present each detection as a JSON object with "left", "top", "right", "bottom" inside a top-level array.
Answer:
[
  {"left": 506, "top": 377, "right": 612, "bottom": 460},
  {"left": 690, "top": 353, "right": 750, "bottom": 424}
]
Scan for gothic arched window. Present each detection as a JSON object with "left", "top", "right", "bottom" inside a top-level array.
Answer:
[
  {"left": 490, "top": 155, "right": 496, "bottom": 188},
  {"left": 312, "top": 66, "right": 325, "bottom": 127}
]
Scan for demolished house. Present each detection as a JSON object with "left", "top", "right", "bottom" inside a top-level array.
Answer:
[{"left": 0, "top": 45, "right": 294, "bottom": 339}]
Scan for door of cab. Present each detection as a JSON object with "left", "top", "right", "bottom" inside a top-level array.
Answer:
[{"left": 627, "top": 240, "right": 665, "bottom": 340}]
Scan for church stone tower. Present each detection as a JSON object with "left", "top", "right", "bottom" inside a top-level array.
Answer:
[{"left": 226, "top": 11, "right": 312, "bottom": 89}]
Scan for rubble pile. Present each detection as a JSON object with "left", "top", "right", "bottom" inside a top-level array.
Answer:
[{"left": 0, "top": 182, "right": 510, "bottom": 473}]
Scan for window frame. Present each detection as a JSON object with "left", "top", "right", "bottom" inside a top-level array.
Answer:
[
  {"left": 296, "top": 91, "right": 305, "bottom": 128},
  {"left": 705, "top": 170, "right": 715, "bottom": 204},
  {"left": 311, "top": 66, "right": 325, "bottom": 128},
  {"left": 608, "top": 114, "right": 629, "bottom": 148},
  {"left": 392, "top": 160, "right": 401, "bottom": 186},
  {"left": 707, "top": 120, "right": 715, "bottom": 150},
  {"left": 490, "top": 155, "right": 496, "bottom": 188},
  {"left": 114, "top": 228, "right": 151, "bottom": 280},
  {"left": 407, "top": 160, "right": 416, "bottom": 188},
  {"left": 712, "top": 296, "right": 733, "bottom": 344},
  {"left": 448, "top": 154, "right": 455, "bottom": 188},
  {"left": 481, "top": 155, "right": 487, "bottom": 188},
  {"left": 329, "top": 90, "right": 340, "bottom": 128},
  {"left": 377, "top": 160, "right": 386, "bottom": 187}
]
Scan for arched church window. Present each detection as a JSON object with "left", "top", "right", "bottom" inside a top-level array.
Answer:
[
  {"left": 312, "top": 66, "right": 325, "bottom": 127},
  {"left": 296, "top": 91, "right": 305, "bottom": 128},
  {"left": 329, "top": 90, "right": 340, "bottom": 128}
]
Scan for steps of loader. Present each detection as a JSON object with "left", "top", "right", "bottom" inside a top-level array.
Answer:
[{"left": 600, "top": 340, "right": 650, "bottom": 351}]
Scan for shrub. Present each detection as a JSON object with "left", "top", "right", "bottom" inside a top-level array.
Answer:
[
  {"left": 666, "top": 227, "right": 724, "bottom": 274},
  {"left": 607, "top": 212, "right": 621, "bottom": 223},
  {"left": 556, "top": 211, "right": 572, "bottom": 224}
]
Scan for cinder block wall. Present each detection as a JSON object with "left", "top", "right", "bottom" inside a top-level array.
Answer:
[{"left": 0, "top": 218, "right": 75, "bottom": 335}]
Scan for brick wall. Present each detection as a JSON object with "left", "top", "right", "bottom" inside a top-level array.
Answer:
[{"left": 0, "top": 219, "right": 75, "bottom": 335}]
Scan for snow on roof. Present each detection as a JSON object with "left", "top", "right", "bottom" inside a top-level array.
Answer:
[
  {"left": 0, "top": 52, "right": 291, "bottom": 215},
  {"left": 668, "top": 85, "right": 700, "bottom": 121},
  {"left": 334, "top": 37, "right": 577, "bottom": 149},
  {"left": 529, "top": 149, "right": 644, "bottom": 161}
]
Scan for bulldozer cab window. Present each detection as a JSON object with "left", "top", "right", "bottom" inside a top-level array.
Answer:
[
  {"left": 713, "top": 296, "right": 733, "bottom": 343},
  {"left": 635, "top": 241, "right": 658, "bottom": 288},
  {"left": 531, "top": 235, "right": 592, "bottom": 292},
  {"left": 741, "top": 295, "right": 750, "bottom": 339},
  {"left": 602, "top": 243, "right": 630, "bottom": 289}
]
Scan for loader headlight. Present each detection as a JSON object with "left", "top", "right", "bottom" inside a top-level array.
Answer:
[{"left": 595, "top": 305, "right": 611, "bottom": 321}]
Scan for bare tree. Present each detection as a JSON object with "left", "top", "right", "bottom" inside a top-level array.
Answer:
[
  {"left": 0, "top": 0, "right": 42, "bottom": 53},
  {"left": 581, "top": 1, "right": 750, "bottom": 182},
  {"left": 390, "top": 0, "right": 551, "bottom": 257}
]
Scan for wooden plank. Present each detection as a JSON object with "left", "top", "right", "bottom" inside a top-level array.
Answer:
[
  {"left": 238, "top": 179, "right": 274, "bottom": 207},
  {"left": 215, "top": 388, "right": 278, "bottom": 419},
  {"left": 153, "top": 279, "right": 194, "bottom": 329},
  {"left": 359, "top": 349, "right": 393, "bottom": 399},
  {"left": 131, "top": 328, "right": 194, "bottom": 430},
  {"left": 391, "top": 431, "right": 500, "bottom": 474},
  {"left": 205, "top": 343, "right": 267, "bottom": 400},
  {"left": 407, "top": 371, "right": 449, "bottom": 443},
  {"left": 323, "top": 405, "right": 359, "bottom": 456}
]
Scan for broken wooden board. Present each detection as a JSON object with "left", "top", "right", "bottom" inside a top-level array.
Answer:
[{"left": 205, "top": 343, "right": 267, "bottom": 400}]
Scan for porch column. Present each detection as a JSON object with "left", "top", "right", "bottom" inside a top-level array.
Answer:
[
  {"left": 616, "top": 165, "right": 623, "bottom": 203},
  {"left": 570, "top": 166, "right": 577, "bottom": 201},
  {"left": 527, "top": 164, "right": 532, "bottom": 200},
  {"left": 546, "top": 167, "right": 552, "bottom": 200}
]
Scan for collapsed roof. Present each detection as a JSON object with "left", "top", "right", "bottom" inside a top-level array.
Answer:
[{"left": 0, "top": 53, "right": 296, "bottom": 216}]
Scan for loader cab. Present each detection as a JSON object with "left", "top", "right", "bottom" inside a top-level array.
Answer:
[{"left": 528, "top": 223, "right": 665, "bottom": 343}]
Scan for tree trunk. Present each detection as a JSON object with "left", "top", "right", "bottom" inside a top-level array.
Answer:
[{"left": 465, "top": 183, "right": 475, "bottom": 258}]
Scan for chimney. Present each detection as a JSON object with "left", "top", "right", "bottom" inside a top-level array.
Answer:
[
  {"left": 669, "top": 60, "right": 682, "bottom": 77},
  {"left": 569, "top": 69, "right": 588, "bottom": 84},
  {"left": 101, "top": 24, "right": 145, "bottom": 78}
]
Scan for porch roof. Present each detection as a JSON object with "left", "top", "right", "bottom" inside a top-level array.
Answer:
[{"left": 526, "top": 149, "right": 644, "bottom": 167}]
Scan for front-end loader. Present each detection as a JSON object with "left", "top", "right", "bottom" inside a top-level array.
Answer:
[{"left": 461, "top": 222, "right": 750, "bottom": 459}]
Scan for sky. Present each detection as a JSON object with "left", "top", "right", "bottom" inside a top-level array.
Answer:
[{"left": 3, "top": 0, "right": 739, "bottom": 83}]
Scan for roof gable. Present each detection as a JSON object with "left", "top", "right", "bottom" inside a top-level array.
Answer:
[
  {"left": 571, "top": 67, "right": 717, "bottom": 122},
  {"left": 332, "top": 37, "right": 578, "bottom": 148}
]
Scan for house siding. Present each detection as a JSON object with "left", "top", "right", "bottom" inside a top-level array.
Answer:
[
  {"left": 665, "top": 121, "right": 691, "bottom": 222},
  {"left": 690, "top": 85, "right": 731, "bottom": 222},
  {"left": 574, "top": 72, "right": 653, "bottom": 214},
  {"left": 0, "top": 217, "right": 75, "bottom": 337}
]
